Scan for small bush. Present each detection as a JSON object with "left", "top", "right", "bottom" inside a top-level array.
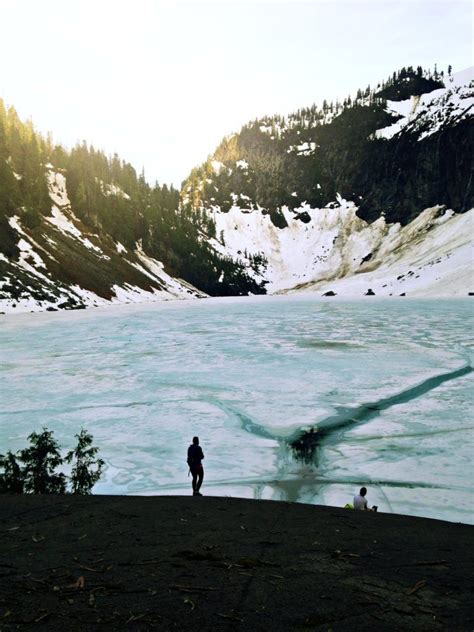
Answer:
[{"left": 0, "top": 428, "right": 104, "bottom": 495}]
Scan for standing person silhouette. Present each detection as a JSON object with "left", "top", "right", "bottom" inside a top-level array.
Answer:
[{"left": 187, "top": 436, "right": 204, "bottom": 496}]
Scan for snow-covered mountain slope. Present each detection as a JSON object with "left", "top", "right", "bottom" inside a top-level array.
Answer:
[
  {"left": 186, "top": 67, "right": 473, "bottom": 297},
  {"left": 0, "top": 169, "right": 205, "bottom": 313},
  {"left": 375, "top": 68, "right": 473, "bottom": 141},
  {"left": 1, "top": 65, "right": 472, "bottom": 310},
  {"left": 207, "top": 198, "right": 473, "bottom": 296}
]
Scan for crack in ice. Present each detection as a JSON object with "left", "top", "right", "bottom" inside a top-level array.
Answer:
[{"left": 290, "top": 364, "right": 473, "bottom": 457}]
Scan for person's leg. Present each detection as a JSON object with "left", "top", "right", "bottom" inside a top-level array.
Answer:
[
  {"left": 196, "top": 467, "right": 204, "bottom": 493},
  {"left": 191, "top": 470, "right": 198, "bottom": 493}
]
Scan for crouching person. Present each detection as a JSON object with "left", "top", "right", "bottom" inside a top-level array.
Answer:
[{"left": 353, "top": 487, "right": 377, "bottom": 512}]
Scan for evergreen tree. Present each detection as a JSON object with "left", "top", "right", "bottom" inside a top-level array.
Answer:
[
  {"left": 0, "top": 451, "right": 24, "bottom": 493},
  {"left": 0, "top": 428, "right": 104, "bottom": 495},
  {"left": 65, "top": 429, "right": 105, "bottom": 495},
  {"left": 20, "top": 429, "right": 66, "bottom": 494}
]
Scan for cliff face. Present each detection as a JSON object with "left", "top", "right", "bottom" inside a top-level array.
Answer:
[
  {"left": 361, "top": 71, "right": 473, "bottom": 223},
  {"left": 356, "top": 119, "right": 472, "bottom": 225}
]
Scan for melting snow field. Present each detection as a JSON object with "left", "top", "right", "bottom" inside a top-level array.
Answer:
[{"left": 0, "top": 296, "right": 473, "bottom": 524}]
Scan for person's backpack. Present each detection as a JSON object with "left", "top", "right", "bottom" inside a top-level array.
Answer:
[{"left": 187, "top": 446, "right": 197, "bottom": 468}]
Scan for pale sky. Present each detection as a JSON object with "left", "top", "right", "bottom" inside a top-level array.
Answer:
[{"left": 1, "top": 0, "right": 472, "bottom": 186}]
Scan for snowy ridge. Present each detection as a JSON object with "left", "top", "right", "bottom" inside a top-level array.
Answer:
[
  {"left": 208, "top": 199, "right": 474, "bottom": 297},
  {"left": 375, "top": 67, "right": 474, "bottom": 140},
  {"left": 0, "top": 171, "right": 205, "bottom": 313}
]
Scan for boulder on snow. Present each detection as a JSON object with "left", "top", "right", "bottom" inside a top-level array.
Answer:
[
  {"left": 294, "top": 211, "right": 311, "bottom": 224},
  {"left": 322, "top": 291, "right": 337, "bottom": 297}
]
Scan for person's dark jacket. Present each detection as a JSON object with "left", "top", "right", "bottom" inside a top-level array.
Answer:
[{"left": 187, "top": 445, "right": 204, "bottom": 470}]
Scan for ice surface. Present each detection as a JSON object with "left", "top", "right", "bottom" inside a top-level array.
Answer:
[{"left": 0, "top": 297, "right": 472, "bottom": 523}]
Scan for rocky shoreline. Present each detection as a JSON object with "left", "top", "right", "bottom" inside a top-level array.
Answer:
[{"left": 1, "top": 495, "right": 473, "bottom": 630}]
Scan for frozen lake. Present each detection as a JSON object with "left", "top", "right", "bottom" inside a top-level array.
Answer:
[{"left": 1, "top": 296, "right": 473, "bottom": 524}]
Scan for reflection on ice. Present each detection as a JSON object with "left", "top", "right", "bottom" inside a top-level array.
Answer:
[{"left": 0, "top": 296, "right": 472, "bottom": 524}]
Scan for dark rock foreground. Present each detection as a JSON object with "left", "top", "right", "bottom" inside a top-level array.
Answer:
[{"left": 1, "top": 495, "right": 473, "bottom": 631}]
